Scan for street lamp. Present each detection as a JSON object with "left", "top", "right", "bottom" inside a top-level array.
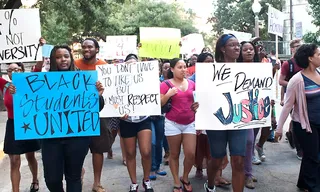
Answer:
[
  {"left": 252, "top": 0, "right": 262, "bottom": 37},
  {"left": 21, "top": 0, "right": 38, "bottom": 8}
]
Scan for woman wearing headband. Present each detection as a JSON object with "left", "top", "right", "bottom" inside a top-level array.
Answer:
[{"left": 193, "top": 34, "right": 247, "bottom": 192}]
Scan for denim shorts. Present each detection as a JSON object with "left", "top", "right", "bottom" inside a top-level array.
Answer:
[{"left": 206, "top": 129, "right": 247, "bottom": 158}]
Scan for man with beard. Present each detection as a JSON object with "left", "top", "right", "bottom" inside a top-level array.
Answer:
[{"left": 75, "top": 38, "right": 113, "bottom": 192}]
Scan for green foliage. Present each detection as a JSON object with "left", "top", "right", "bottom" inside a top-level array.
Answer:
[
  {"left": 213, "top": 0, "right": 283, "bottom": 40},
  {"left": 308, "top": 0, "right": 320, "bottom": 27},
  {"left": 303, "top": 32, "right": 320, "bottom": 45},
  {"left": 37, "top": 0, "right": 198, "bottom": 45}
]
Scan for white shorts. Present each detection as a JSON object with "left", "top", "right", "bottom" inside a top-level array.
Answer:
[{"left": 164, "top": 118, "right": 196, "bottom": 136}]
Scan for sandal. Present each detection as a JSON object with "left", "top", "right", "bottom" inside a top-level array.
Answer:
[
  {"left": 215, "top": 177, "right": 231, "bottom": 187},
  {"left": 107, "top": 150, "right": 113, "bottom": 159},
  {"left": 92, "top": 185, "right": 106, "bottom": 192},
  {"left": 173, "top": 186, "right": 183, "bottom": 192},
  {"left": 30, "top": 180, "right": 39, "bottom": 192},
  {"left": 180, "top": 177, "right": 192, "bottom": 192}
]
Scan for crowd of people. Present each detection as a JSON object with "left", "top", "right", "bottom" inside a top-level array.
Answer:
[{"left": 0, "top": 33, "right": 320, "bottom": 192}]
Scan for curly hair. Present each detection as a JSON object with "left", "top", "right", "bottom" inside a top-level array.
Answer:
[{"left": 49, "top": 45, "right": 75, "bottom": 72}]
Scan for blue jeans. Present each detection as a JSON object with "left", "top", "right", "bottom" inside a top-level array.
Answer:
[
  {"left": 151, "top": 116, "right": 165, "bottom": 172},
  {"left": 41, "top": 137, "right": 90, "bottom": 192}
]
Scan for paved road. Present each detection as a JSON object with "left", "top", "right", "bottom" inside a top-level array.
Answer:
[{"left": 0, "top": 106, "right": 303, "bottom": 192}]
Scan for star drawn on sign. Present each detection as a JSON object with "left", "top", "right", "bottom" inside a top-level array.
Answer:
[{"left": 21, "top": 122, "right": 32, "bottom": 133}]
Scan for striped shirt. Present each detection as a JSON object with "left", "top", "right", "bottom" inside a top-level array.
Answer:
[{"left": 302, "top": 74, "right": 320, "bottom": 125}]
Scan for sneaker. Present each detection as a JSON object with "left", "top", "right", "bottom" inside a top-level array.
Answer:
[
  {"left": 297, "top": 151, "right": 303, "bottom": 161},
  {"left": 156, "top": 166, "right": 167, "bottom": 176},
  {"left": 204, "top": 181, "right": 216, "bottom": 192},
  {"left": 142, "top": 180, "right": 154, "bottom": 192},
  {"left": 252, "top": 156, "right": 261, "bottom": 165},
  {"left": 245, "top": 177, "right": 255, "bottom": 189},
  {"left": 285, "top": 131, "right": 295, "bottom": 149},
  {"left": 252, "top": 176, "right": 258, "bottom": 182},
  {"left": 255, "top": 144, "right": 266, "bottom": 162},
  {"left": 129, "top": 183, "right": 139, "bottom": 192},
  {"left": 149, "top": 172, "right": 157, "bottom": 180}
]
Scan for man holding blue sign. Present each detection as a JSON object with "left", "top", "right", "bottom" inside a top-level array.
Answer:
[{"left": 9, "top": 45, "right": 104, "bottom": 192}]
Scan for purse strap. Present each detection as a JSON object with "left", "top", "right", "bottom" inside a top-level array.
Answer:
[{"left": 164, "top": 80, "right": 172, "bottom": 89}]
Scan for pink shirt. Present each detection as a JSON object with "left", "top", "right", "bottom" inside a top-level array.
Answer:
[
  {"left": 276, "top": 72, "right": 312, "bottom": 134},
  {"left": 160, "top": 79, "right": 195, "bottom": 125}
]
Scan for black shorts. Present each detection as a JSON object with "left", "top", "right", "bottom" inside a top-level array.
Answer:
[
  {"left": 119, "top": 118, "right": 151, "bottom": 138},
  {"left": 4, "top": 119, "right": 40, "bottom": 155}
]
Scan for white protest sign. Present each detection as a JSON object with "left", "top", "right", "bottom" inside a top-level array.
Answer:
[
  {"left": 0, "top": 9, "right": 42, "bottom": 63},
  {"left": 181, "top": 33, "right": 205, "bottom": 57},
  {"left": 104, "top": 36, "right": 137, "bottom": 60},
  {"left": 223, "top": 29, "right": 252, "bottom": 42},
  {"left": 97, "top": 61, "right": 161, "bottom": 117},
  {"left": 268, "top": 6, "right": 284, "bottom": 37},
  {"left": 195, "top": 63, "right": 272, "bottom": 130},
  {"left": 97, "top": 42, "right": 108, "bottom": 60}
]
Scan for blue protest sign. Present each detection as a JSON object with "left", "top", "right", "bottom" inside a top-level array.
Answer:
[
  {"left": 12, "top": 71, "right": 100, "bottom": 140},
  {"left": 42, "top": 44, "right": 54, "bottom": 57}
]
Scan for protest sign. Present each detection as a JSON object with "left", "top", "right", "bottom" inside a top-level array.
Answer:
[
  {"left": 42, "top": 44, "right": 54, "bottom": 58},
  {"left": 97, "top": 41, "right": 108, "bottom": 60},
  {"left": 0, "top": 9, "right": 42, "bottom": 63},
  {"left": 268, "top": 6, "right": 284, "bottom": 37},
  {"left": 195, "top": 63, "right": 272, "bottom": 130},
  {"left": 139, "top": 27, "right": 181, "bottom": 59},
  {"left": 180, "top": 33, "right": 205, "bottom": 57},
  {"left": 295, "top": 22, "right": 303, "bottom": 38},
  {"left": 97, "top": 61, "right": 161, "bottom": 117},
  {"left": 103, "top": 36, "right": 137, "bottom": 60},
  {"left": 223, "top": 29, "right": 252, "bottom": 42},
  {"left": 13, "top": 71, "right": 100, "bottom": 140}
]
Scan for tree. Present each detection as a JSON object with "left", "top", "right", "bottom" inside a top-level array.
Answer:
[
  {"left": 37, "top": 0, "right": 198, "bottom": 45},
  {"left": 303, "top": 32, "right": 320, "bottom": 45},
  {"left": 302, "top": 0, "right": 320, "bottom": 45},
  {"left": 213, "top": 0, "right": 283, "bottom": 40}
]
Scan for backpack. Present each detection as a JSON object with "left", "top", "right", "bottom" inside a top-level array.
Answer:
[
  {"left": 286, "top": 59, "right": 295, "bottom": 81},
  {"left": 269, "top": 57, "right": 277, "bottom": 66}
]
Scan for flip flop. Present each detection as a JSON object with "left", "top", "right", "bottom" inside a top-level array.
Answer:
[
  {"left": 180, "top": 177, "right": 193, "bottom": 192},
  {"left": 173, "top": 186, "right": 182, "bottom": 192}
]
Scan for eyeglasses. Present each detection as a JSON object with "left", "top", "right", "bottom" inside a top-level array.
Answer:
[
  {"left": 293, "top": 44, "right": 301, "bottom": 48},
  {"left": 7, "top": 68, "right": 22, "bottom": 73},
  {"left": 226, "top": 43, "right": 241, "bottom": 48}
]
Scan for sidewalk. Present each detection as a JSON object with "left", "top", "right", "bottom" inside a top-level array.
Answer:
[{"left": 0, "top": 111, "right": 6, "bottom": 162}]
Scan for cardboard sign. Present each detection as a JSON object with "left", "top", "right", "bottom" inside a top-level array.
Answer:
[
  {"left": 0, "top": 9, "right": 42, "bottom": 63},
  {"left": 223, "top": 29, "right": 252, "bottom": 42},
  {"left": 97, "top": 61, "right": 161, "bottom": 117},
  {"left": 42, "top": 44, "right": 54, "bottom": 58},
  {"left": 104, "top": 36, "right": 137, "bottom": 60},
  {"left": 139, "top": 27, "right": 181, "bottom": 59},
  {"left": 180, "top": 33, "right": 205, "bottom": 57},
  {"left": 195, "top": 63, "right": 272, "bottom": 130},
  {"left": 268, "top": 6, "right": 284, "bottom": 37},
  {"left": 13, "top": 71, "right": 100, "bottom": 140}
]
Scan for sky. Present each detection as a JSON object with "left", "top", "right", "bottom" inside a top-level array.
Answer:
[{"left": 183, "top": 0, "right": 215, "bottom": 18}]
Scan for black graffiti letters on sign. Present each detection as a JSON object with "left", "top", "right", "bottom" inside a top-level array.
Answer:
[
  {"left": 212, "top": 64, "right": 232, "bottom": 85},
  {"left": 234, "top": 72, "right": 273, "bottom": 93}
]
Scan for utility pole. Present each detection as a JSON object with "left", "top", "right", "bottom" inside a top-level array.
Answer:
[{"left": 289, "top": 0, "right": 293, "bottom": 40}]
